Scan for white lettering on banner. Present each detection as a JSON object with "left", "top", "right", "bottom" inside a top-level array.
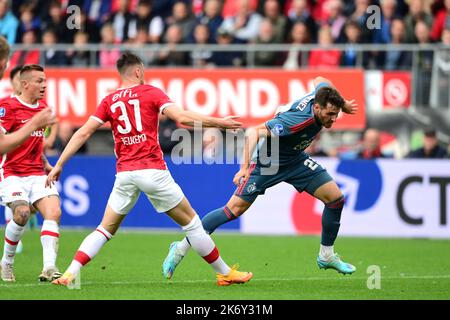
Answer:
[
  {"left": 218, "top": 79, "right": 247, "bottom": 117},
  {"left": 185, "top": 79, "right": 217, "bottom": 115},
  {"left": 97, "top": 79, "right": 119, "bottom": 105},
  {"left": 250, "top": 79, "right": 279, "bottom": 117},
  {"left": 59, "top": 79, "right": 86, "bottom": 116},
  {"left": 63, "top": 175, "right": 90, "bottom": 217}
]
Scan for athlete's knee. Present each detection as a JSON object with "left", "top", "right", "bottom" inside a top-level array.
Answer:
[
  {"left": 11, "top": 202, "right": 31, "bottom": 226},
  {"left": 183, "top": 215, "right": 205, "bottom": 235},
  {"left": 325, "top": 195, "right": 345, "bottom": 209},
  {"left": 226, "top": 197, "right": 251, "bottom": 217}
]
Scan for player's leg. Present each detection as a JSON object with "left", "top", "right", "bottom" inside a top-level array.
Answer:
[
  {"left": 4, "top": 206, "right": 23, "bottom": 254},
  {"left": 33, "top": 195, "right": 62, "bottom": 281},
  {"left": 53, "top": 172, "right": 137, "bottom": 285},
  {"left": 313, "top": 180, "right": 356, "bottom": 274},
  {"left": 165, "top": 197, "right": 252, "bottom": 285},
  {"left": 1, "top": 201, "right": 30, "bottom": 282},
  {"left": 162, "top": 165, "right": 269, "bottom": 279},
  {"left": 287, "top": 156, "right": 355, "bottom": 274},
  {"left": 174, "top": 195, "right": 252, "bottom": 257},
  {"left": 53, "top": 205, "right": 126, "bottom": 285}
]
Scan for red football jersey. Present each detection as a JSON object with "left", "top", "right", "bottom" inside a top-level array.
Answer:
[
  {"left": 91, "top": 84, "right": 175, "bottom": 172},
  {"left": 0, "top": 97, "right": 46, "bottom": 180}
]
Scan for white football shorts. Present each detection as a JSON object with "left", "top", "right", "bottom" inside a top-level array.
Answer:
[
  {"left": 0, "top": 175, "right": 59, "bottom": 206},
  {"left": 108, "top": 169, "right": 185, "bottom": 215}
]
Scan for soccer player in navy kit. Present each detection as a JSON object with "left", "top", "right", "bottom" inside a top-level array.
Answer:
[{"left": 163, "top": 76, "right": 358, "bottom": 278}]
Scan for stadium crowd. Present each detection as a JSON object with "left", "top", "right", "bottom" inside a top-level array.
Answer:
[{"left": 1, "top": 0, "right": 449, "bottom": 69}]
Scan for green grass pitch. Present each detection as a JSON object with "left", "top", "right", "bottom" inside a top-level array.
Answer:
[{"left": 1, "top": 229, "right": 450, "bottom": 300}]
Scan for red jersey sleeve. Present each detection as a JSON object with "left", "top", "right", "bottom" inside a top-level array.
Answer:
[
  {"left": 91, "top": 97, "right": 110, "bottom": 124},
  {"left": 0, "top": 100, "right": 16, "bottom": 133},
  {"left": 151, "top": 87, "right": 174, "bottom": 113}
]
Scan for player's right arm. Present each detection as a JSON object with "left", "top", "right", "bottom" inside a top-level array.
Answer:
[
  {"left": 162, "top": 105, "right": 242, "bottom": 129},
  {"left": 233, "top": 122, "right": 270, "bottom": 186},
  {"left": 0, "top": 107, "right": 55, "bottom": 154},
  {"left": 45, "top": 118, "right": 101, "bottom": 187}
]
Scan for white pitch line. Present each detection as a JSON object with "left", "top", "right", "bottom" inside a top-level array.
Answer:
[{"left": 1, "top": 274, "right": 450, "bottom": 289}]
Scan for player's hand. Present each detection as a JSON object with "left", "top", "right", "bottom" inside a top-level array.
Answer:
[
  {"left": 342, "top": 99, "right": 358, "bottom": 114},
  {"left": 233, "top": 167, "right": 249, "bottom": 186},
  {"left": 44, "top": 161, "right": 54, "bottom": 175},
  {"left": 30, "top": 108, "right": 56, "bottom": 129},
  {"left": 45, "top": 164, "right": 62, "bottom": 188},
  {"left": 218, "top": 116, "right": 242, "bottom": 130}
]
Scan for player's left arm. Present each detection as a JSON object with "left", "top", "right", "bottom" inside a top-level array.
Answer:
[
  {"left": 313, "top": 76, "right": 358, "bottom": 115},
  {"left": 46, "top": 118, "right": 101, "bottom": 187},
  {"left": 44, "top": 121, "right": 59, "bottom": 150}
]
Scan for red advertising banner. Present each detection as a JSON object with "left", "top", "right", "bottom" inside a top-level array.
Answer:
[{"left": 0, "top": 69, "right": 366, "bottom": 129}]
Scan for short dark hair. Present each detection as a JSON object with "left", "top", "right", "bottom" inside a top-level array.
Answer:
[
  {"left": 116, "top": 52, "right": 144, "bottom": 74},
  {"left": 10, "top": 65, "right": 23, "bottom": 81},
  {"left": 20, "top": 64, "right": 44, "bottom": 78},
  {"left": 315, "top": 86, "right": 345, "bottom": 109}
]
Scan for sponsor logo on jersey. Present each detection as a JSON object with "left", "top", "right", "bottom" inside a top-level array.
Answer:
[
  {"left": 0, "top": 108, "right": 5, "bottom": 117},
  {"left": 272, "top": 124, "right": 284, "bottom": 136},
  {"left": 21, "top": 119, "right": 30, "bottom": 123}
]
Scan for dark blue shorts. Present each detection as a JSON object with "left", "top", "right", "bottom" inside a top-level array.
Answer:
[{"left": 235, "top": 156, "right": 333, "bottom": 203}]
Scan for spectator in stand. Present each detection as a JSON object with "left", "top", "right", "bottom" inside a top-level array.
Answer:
[
  {"left": 350, "top": 0, "right": 372, "bottom": 43},
  {"left": 41, "top": 0, "right": 75, "bottom": 43},
  {"left": 210, "top": 27, "right": 244, "bottom": 67},
  {"left": 373, "top": 0, "right": 398, "bottom": 45},
  {"left": 99, "top": 23, "right": 121, "bottom": 68},
  {"left": 222, "top": 0, "right": 258, "bottom": 18},
  {"left": 253, "top": 19, "right": 279, "bottom": 66},
  {"left": 357, "top": 128, "right": 391, "bottom": 159},
  {"left": 383, "top": 18, "right": 412, "bottom": 70},
  {"left": 67, "top": 31, "right": 95, "bottom": 66},
  {"left": 404, "top": 0, "right": 434, "bottom": 43},
  {"left": 72, "top": 10, "right": 101, "bottom": 43},
  {"left": 16, "top": 2, "right": 41, "bottom": 44},
  {"left": 196, "top": 0, "right": 224, "bottom": 43},
  {"left": 83, "top": 0, "right": 112, "bottom": 27},
  {"left": 308, "top": 25, "right": 341, "bottom": 68},
  {"left": 166, "top": 1, "right": 196, "bottom": 42},
  {"left": 190, "top": 23, "right": 213, "bottom": 67},
  {"left": 157, "top": 24, "right": 189, "bottom": 66},
  {"left": 287, "top": 0, "right": 317, "bottom": 42},
  {"left": 107, "top": 0, "right": 134, "bottom": 43},
  {"left": 263, "top": 0, "right": 288, "bottom": 43},
  {"left": 431, "top": 0, "right": 450, "bottom": 41},
  {"left": 414, "top": 20, "right": 434, "bottom": 106},
  {"left": 408, "top": 129, "right": 448, "bottom": 158},
  {"left": 129, "top": 26, "right": 155, "bottom": 65},
  {"left": 220, "top": 0, "right": 263, "bottom": 43},
  {"left": 9, "top": 29, "right": 40, "bottom": 68},
  {"left": 0, "top": 0, "right": 18, "bottom": 44},
  {"left": 42, "top": 28, "right": 67, "bottom": 66},
  {"left": 340, "top": 19, "right": 370, "bottom": 67},
  {"left": 283, "top": 21, "right": 311, "bottom": 69},
  {"left": 127, "top": 0, "right": 164, "bottom": 44},
  {"left": 322, "top": 0, "right": 346, "bottom": 43}
]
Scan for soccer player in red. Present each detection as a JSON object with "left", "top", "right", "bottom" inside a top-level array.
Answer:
[
  {"left": 48, "top": 53, "right": 253, "bottom": 286},
  {"left": 0, "top": 37, "right": 55, "bottom": 154},
  {"left": 0, "top": 65, "right": 62, "bottom": 282}
]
